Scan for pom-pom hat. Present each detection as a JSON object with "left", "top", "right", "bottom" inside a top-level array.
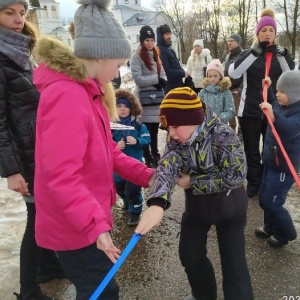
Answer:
[
  {"left": 206, "top": 59, "right": 224, "bottom": 78},
  {"left": 256, "top": 8, "right": 277, "bottom": 35},
  {"left": 193, "top": 39, "right": 204, "bottom": 48},
  {"left": 159, "top": 87, "right": 204, "bottom": 127},
  {"left": 74, "top": 0, "right": 132, "bottom": 59}
]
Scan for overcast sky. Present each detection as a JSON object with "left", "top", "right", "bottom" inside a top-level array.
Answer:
[{"left": 59, "top": 0, "right": 154, "bottom": 20}]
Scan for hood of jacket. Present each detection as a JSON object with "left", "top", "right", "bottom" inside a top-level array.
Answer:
[
  {"left": 202, "top": 76, "right": 232, "bottom": 91},
  {"left": 115, "top": 88, "right": 142, "bottom": 117},
  {"left": 190, "top": 48, "right": 210, "bottom": 58},
  {"left": 156, "top": 27, "right": 168, "bottom": 47},
  {"left": 33, "top": 36, "right": 100, "bottom": 94}
]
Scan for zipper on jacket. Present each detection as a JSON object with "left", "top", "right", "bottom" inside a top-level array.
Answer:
[{"left": 274, "top": 146, "right": 279, "bottom": 166}]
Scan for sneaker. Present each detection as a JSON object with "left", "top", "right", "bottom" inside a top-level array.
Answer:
[
  {"left": 184, "top": 294, "right": 196, "bottom": 300},
  {"left": 37, "top": 263, "right": 67, "bottom": 283},
  {"left": 255, "top": 227, "right": 272, "bottom": 239},
  {"left": 128, "top": 214, "right": 140, "bottom": 226},
  {"left": 267, "top": 235, "right": 288, "bottom": 248},
  {"left": 13, "top": 290, "right": 57, "bottom": 300}
]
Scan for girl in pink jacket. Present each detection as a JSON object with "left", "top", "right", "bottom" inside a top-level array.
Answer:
[{"left": 33, "top": 1, "right": 154, "bottom": 299}]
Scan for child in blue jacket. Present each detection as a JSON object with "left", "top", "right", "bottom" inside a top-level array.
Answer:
[
  {"left": 113, "top": 89, "right": 151, "bottom": 225},
  {"left": 255, "top": 71, "right": 300, "bottom": 247}
]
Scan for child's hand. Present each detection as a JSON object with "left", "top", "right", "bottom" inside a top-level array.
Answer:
[
  {"left": 135, "top": 206, "right": 164, "bottom": 235},
  {"left": 263, "top": 77, "right": 272, "bottom": 88},
  {"left": 176, "top": 172, "right": 191, "bottom": 189},
  {"left": 126, "top": 136, "right": 137, "bottom": 145},
  {"left": 259, "top": 102, "right": 275, "bottom": 121},
  {"left": 117, "top": 138, "right": 126, "bottom": 150},
  {"left": 96, "top": 232, "right": 121, "bottom": 263}
]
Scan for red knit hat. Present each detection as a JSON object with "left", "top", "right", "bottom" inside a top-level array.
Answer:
[{"left": 159, "top": 87, "right": 204, "bottom": 127}]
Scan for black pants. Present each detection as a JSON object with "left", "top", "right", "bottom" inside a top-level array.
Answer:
[
  {"left": 239, "top": 116, "right": 267, "bottom": 190},
  {"left": 20, "top": 202, "right": 61, "bottom": 299},
  {"left": 57, "top": 243, "right": 119, "bottom": 300},
  {"left": 179, "top": 187, "right": 253, "bottom": 300},
  {"left": 143, "top": 122, "right": 159, "bottom": 159}
]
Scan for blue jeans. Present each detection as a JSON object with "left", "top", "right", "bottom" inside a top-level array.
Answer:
[{"left": 259, "top": 166, "right": 297, "bottom": 243}]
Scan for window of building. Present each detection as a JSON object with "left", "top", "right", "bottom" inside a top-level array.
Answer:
[
  {"left": 44, "top": 5, "right": 48, "bottom": 18},
  {"left": 51, "top": 6, "right": 57, "bottom": 18},
  {"left": 125, "top": 0, "right": 129, "bottom": 4},
  {"left": 135, "top": 0, "right": 138, "bottom": 4}
]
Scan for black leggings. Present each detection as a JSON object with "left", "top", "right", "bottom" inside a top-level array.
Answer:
[
  {"left": 143, "top": 122, "right": 159, "bottom": 159},
  {"left": 20, "top": 202, "right": 60, "bottom": 299}
]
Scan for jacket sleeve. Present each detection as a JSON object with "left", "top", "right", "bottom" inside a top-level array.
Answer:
[
  {"left": 0, "top": 68, "right": 21, "bottom": 177},
  {"left": 113, "top": 141, "right": 154, "bottom": 187},
  {"left": 135, "top": 123, "right": 151, "bottom": 149},
  {"left": 277, "top": 49, "right": 295, "bottom": 72},
  {"left": 160, "top": 49, "right": 185, "bottom": 81},
  {"left": 219, "top": 90, "right": 235, "bottom": 122},
  {"left": 147, "top": 142, "right": 182, "bottom": 208},
  {"left": 190, "top": 127, "right": 246, "bottom": 193},
  {"left": 131, "top": 54, "right": 159, "bottom": 87},
  {"left": 228, "top": 49, "right": 257, "bottom": 79}
]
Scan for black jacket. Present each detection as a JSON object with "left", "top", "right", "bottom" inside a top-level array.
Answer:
[
  {"left": 156, "top": 28, "right": 185, "bottom": 93},
  {"left": 0, "top": 53, "right": 39, "bottom": 195},
  {"left": 229, "top": 49, "right": 295, "bottom": 118}
]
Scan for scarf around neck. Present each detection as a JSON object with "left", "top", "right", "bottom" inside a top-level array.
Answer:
[{"left": 0, "top": 27, "right": 32, "bottom": 70}]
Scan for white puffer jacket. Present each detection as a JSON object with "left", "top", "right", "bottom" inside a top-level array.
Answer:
[{"left": 187, "top": 48, "right": 212, "bottom": 88}]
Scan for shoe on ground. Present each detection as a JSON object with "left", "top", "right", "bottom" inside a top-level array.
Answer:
[
  {"left": 255, "top": 227, "right": 272, "bottom": 239},
  {"left": 246, "top": 186, "right": 258, "bottom": 198},
  {"left": 128, "top": 214, "right": 140, "bottom": 226},
  {"left": 184, "top": 294, "right": 196, "bottom": 300},
  {"left": 267, "top": 235, "right": 288, "bottom": 248},
  {"left": 37, "top": 263, "right": 67, "bottom": 283},
  {"left": 13, "top": 290, "right": 57, "bottom": 300}
]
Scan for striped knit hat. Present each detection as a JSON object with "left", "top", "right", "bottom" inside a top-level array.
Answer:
[{"left": 160, "top": 87, "right": 204, "bottom": 127}]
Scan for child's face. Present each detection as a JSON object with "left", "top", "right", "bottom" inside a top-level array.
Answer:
[
  {"left": 117, "top": 103, "right": 130, "bottom": 118},
  {"left": 95, "top": 58, "right": 126, "bottom": 83},
  {"left": 276, "top": 90, "right": 289, "bottom": 106},
  {"left": 168, "top": 125, "right": 198, "bottom": 144},
  {"left": 207, "top": 70, "right": 221, "bottom": 85}
]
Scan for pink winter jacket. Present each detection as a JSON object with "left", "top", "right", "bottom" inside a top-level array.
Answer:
[{"left": 33, "top": 59, "right": 153, "bottom": 251}]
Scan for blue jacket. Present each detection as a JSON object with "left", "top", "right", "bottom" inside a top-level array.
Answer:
[
  {"left": 156, "top": 27, "right": 185, "bottom": 93},
  {"left": 263, "top": 89, "right": 300, "bottom": 174},
  {"left": 112, "top": 118, "right": 150, "bottom": 181}
]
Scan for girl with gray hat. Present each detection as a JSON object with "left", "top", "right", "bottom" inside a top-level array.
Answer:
[
  {"left": 0, "top": 1, "right": 64, "bottom": 299},
  {"left": 32, "top": 0, "right": 155, "bottom": 299}
]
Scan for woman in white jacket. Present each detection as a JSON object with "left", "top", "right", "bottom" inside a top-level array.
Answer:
[{"left": 187, "top": 39, "right": 212, "bottom": 93}]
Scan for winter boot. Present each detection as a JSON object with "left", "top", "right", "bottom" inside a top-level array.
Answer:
[
  {"left": 144, "top": 156, "right": 153, "bottom": 168},
  {"left": 128, "top": 214, "right": 140, "bottom": 226},
  {"left": 13, "top": 289, "right": 57, "bottom": 300}
]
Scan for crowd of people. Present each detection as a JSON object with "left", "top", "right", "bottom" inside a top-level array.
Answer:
[{"left": 0, "top": 0, "right": 299, "bottom": 300}]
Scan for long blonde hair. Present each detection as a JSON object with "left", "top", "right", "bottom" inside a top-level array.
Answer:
[{"left": 102, "top": 82, "right": 118, "bottom": 121}]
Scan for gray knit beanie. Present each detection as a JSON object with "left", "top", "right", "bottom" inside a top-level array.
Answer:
[
  {"left": 228, "top": 34, "right": 242, "bottom": 45},
  {"left": 74, "top": 0, "right": 131, "bottom": 59},
  {"left": 276, "top": 71, "right": 300, "bottom": 105},
  {"left": 0, "top": 0, "right": 29, "bottom": 11}
]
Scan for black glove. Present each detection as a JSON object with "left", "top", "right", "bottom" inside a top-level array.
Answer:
[
  {"left": 266, "top": 44, "right": 286, "bottom": 56},
  {"left": 184, "top": 75, "right": 194, "bottom": 86},
  {"left": 251, "top": 41, "right": 270, "bottom": 56},
  {"left": 158, "top": 77, "right": 167, "bottom": 88}
]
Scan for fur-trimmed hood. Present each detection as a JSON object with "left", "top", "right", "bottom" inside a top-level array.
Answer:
[
  {"left": 190, "top": 48, "right": 210, "bottom": 58},
  {"left": 202, "top": 76, "right": 232, "bottom": 91},
  {"left": 115, "top": 88, "right": 142, "bottom": 117},
  {"left": 33, "top": 36, "right": 88, "bottom": 82}
]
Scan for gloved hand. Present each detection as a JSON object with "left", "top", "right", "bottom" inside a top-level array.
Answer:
[
  {"left": 266, "top": 44, "right": 286, "bottom": 56},
  {"left": 184, "top": 76, "right": 196, "bottom": 93},
  {"left": 158, "top": 77, "right": 167, "bottom": 88},
  {"left": 251, "top": 41, "right": 270, "bottom": 56}
]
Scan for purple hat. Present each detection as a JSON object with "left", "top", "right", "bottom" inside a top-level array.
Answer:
[{"left": 256, "top": 9, "right": 277, "bottom": 35}]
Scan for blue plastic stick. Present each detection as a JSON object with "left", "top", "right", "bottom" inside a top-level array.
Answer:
[{"left": 89, "top": 233, "right": 142, "bottom": 300}]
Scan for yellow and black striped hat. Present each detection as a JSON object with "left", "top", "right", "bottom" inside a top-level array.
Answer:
[{"left": 159, "top": 87, "right": 204, "bottom": 127}]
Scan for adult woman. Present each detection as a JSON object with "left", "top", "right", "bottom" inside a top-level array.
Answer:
[
  {"left": 186, "top": 39, "right": 212, "bottom": 94},
  {"left": 229, "top": 8, "right": 295, "bottom": 198},
  {"left": 131, "top": 25, "right": 167, "bottom": 168},
  {"left": 0, "top": 1, "right": 63, "bottom": 299},
  {"left": 33, "top": 1, "right": 154, "bottom": 299}
]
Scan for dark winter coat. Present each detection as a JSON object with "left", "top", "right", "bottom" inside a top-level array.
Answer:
[
  {"left": 0, "top": 53, "right": 39, "bottom": 195},
  {"left": 263, "top": 89, "right": 300, "bottom": 174},
  {"left": 156, "top": 28, "right": 185, "bottom": 93},
  {"left": 229, "top": 48, "right": 295, "bottom": 118},
  {"left": 224, "top": 46, "right": 243, "bottom": 90}
]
